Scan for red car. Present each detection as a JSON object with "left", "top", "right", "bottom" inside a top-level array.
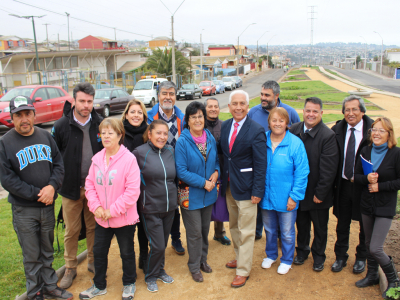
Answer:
[
  {"left": 199, "top": 81, "right": 217, "bottom": 96},
  {"left": 0, "top": 85, "right": 73, "bottom": 127}
]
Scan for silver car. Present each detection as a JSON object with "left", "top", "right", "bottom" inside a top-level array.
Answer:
[{"left": 222, "top": 77, "right": 236, "bottom": 91}]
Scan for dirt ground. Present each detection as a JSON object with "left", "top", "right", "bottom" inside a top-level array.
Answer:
[
  {"left": 63, "top": 209, "right": 382, "bottom": 300},
  {"left": 384, "top": 219, "right": 400, "bottom": 272}
]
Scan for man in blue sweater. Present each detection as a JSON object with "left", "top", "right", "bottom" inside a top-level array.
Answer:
[{"left": 248, "top": 80, "right": 300, "bottom": 239}]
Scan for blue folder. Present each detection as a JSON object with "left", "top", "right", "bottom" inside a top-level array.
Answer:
[{"left": 361, "top": 155, "right": 373, "bottom": 175}]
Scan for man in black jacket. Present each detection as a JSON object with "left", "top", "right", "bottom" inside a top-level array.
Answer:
[
  {"left": 52, "top": 83, "right": 103, "bottom": 289},
  {"left": 0, "top": 96, "right": 72, "bottom": 300},
  {"left": 331, "top": 95, "right": 374, "bottom": 274},
  {"left": 290, "top": 97, "right": 338, "bottom": 272},
  {"left": 205, "top": 97, "right": 231, "bottom": 246}
]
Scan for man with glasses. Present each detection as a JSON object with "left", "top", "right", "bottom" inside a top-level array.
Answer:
[{"left": 331, "top": 95, "right": 374, "bottom": 274}]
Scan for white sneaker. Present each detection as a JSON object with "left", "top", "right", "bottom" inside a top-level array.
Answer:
[
  {"left": 277, "top": 263, "right": 292, "bottom": 275},
  {"left": 261, "top": 258, "right": 276, "bottom": 269}
]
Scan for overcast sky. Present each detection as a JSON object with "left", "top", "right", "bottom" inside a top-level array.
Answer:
[{"left": 0, "top": 0, "right": 398, "bottom": 47}]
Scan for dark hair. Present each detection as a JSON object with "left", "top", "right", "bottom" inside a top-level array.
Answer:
[
  {"left": 204, "top": 97, "right": 220, "bottom": 107},
  {"left": 261, "top": 80, "right": 280, "bottom": 95},
  {"left": 342, "top": 95, "right": 367, "bottom": 114},
  {"left": 304, "top": 97, "right": 323, "bottom": 109},
  {"left": 73, "top": 82, "right": 95, "bottom": 100},
  {"left": 10, "top": 110, "right": 36, "bottom": 120},
  {"left": 148, "top": 119, "right": 168, "bottom": 132},
  {"left": 184, "top": 101, "right": 207, "bottom": 129}
]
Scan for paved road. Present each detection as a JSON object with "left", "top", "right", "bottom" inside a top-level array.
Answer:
[
  {"left": 0, "top": 69, "right": 286, "bottom": 138},
  {"left": 324, "top": 65, "right": 400, "bottom": 94}
]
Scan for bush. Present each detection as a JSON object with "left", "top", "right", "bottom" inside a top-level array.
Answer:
[{"left": 127, "top": 88, "right": 133, "bottom": 94}]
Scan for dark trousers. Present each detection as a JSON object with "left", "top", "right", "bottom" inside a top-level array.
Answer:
[
  {"left": 214, "top": 221, "right": 226, "bottom": 238},
  {"left": 12, "top": 205, "right": 58, "bottom": 299},
  {"left": 170, "top": 208, "right": 181, "bottom": 241},
  {"left": 362, "top": 214, "right": 392, "bottom": 266},
  {"left": 137, "top": 213, "right": 148, "bottom": 258},
  {"left": 93, "top": 223, "right": 136, "bottom": 290},
  {"left": 142, "top": 211, "right": 174, "bottom": 282},
  {"left": 334, "top": 179, "right": 367, "bottom": 262},
  {"left": 256, "top": 204, "right": 264, "bottom": 237},
  {"left": 296, "top": 208, "right": 330, "bottom": 264},
  {"left": 181, "top": 204, "right": 213, "bottom": 273}
]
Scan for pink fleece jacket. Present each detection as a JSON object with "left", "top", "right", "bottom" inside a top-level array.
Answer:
[{"left": 85, "top": 145, "right": 140, "bottom": 228}]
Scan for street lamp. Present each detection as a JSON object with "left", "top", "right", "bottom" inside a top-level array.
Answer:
[
  {"left": 159, "top": 0, "right": 186, "bottom": 84},
  {"left": 9, "top": 14, "right": 45, "bottom": 84},
  {"left": 360, "top": 36, "right": 367, "bottom": 70},
  {"left": 237, "top": 23, "right": 256, "bottom": 76},
  {"left": 65, "top": 12, "right": 70, "bottom": 51},
  {"left": 200, "top": 29, "right": 204, "bottom": 80},
  {"left": 257, "top": 31, "right": 268, "bottom": 71},
  {"left": 374, "top": 31, "right": 383, "bottom": 74},
  {"left": 266, "top": 35, "right": 276, "bottom": 69}
]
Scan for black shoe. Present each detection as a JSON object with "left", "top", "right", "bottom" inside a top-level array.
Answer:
[
  {"left": 255, "top": 235, "right": 262, "bottom": 240},
  {"left": 213, "top": 236, "right": 231, "bottom": 246},
  {"left": 171, "top": 239, "right": 185, "bottom": 255},
  {"left": 353, "top": 260, "right": 366, "bottom": 274},
  {"left": 43, "top": 287, "right": 73, "bottom": 299},
  {"left": 356, "top": 257, "right": 379, "bottom": 288},
  {"left": 331, "top": 260, "right": 347, "bottom": 272},
  {"left": 381, "top": 256, "right": 400, "bottom": 299},
  {"left": 293, "top": 256, "right": 308, "bottom": 265},
  {"left": 313, "top": 263, "right": 324, "bottom": 272}
]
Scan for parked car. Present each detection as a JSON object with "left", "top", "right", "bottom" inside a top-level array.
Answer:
[
  {"left": 212, "top": 80, "right": 225, "bottom": 94},
  {"left": 0, "top": 85, "right": 73, "bottom": 128},
  {"left": 199, "top": 81, "right": 216, "bottom": 96},
  {"left": 222, "top": 77, "right": 236, "bottom": 90},
  {"left": 131, "top": 77, "right": 168, "bottom": 107},
  {"left": 177, "top": 84, "right": 202, "bottom": 100},
  {"left": 94, "top": 88, "right": 134, "bottom": 117},
  {"left": 231, "top": 76, "right": 243, "bottom": 87}
]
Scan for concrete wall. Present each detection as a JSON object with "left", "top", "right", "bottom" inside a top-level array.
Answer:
[
  {"left": 387, "top": 52, "right": 400, "bottom": 63},
  {"left": 115, "top": 54, "right": 141, "bottom": 70},
  {"left": 209, "top": 49, "right": 234, "bottom": 56}
]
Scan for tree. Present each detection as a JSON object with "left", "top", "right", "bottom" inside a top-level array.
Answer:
[
  {"left": 190, "top": 49, "right": 200, "bottom": 56},
  {"left": 145, "top": 48, "right": 192, "bottom": 76},
  {"left": 260, "top": 55, "right": 272, "bottom": 67},
  {"left": 356, "top": 55, "right": 361, "bottom": 65}
]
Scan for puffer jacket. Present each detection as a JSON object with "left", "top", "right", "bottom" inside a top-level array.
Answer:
[
  {"left": 260, "top": 130, "right": 310, "bottom": 212},
  {"left": 175, "top": 128, "right": 220, "bottom": 210},
  {"left": 133, "top": 141, "right": 178, "bottom": 214},
  {"left": 85, "top": 145, "right": 141, "bottom": 228}
]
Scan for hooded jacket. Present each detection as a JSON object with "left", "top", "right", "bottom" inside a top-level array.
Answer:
[
  {"left": 133, "top": 141, "right": 178, "bottom": 214},
  {"left": 175, "top": 128, "right": 220, "bottom": 210},
  {"left": 85, "top": 145, "right": 141, "bottom": 228},
  {"left": 147, "top": 103, "right": 185, "bottom": 134},
  {"left": 260, "top": 130, "right": 309, "bottom": 212}
]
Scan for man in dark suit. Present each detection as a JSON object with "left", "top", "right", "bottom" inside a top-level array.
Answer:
[
  {"left": 290, "top": 97, "right": 338, "bottom": 272},
  {"left": 331, "top": 95, "right": 374, "bottom": 274},
  {"left": 220, "top": 90, "right": 267, "bottom": 288}
]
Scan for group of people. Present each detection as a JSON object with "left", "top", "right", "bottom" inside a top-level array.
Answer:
[{"left": 1, "top": 78, "right": 399, "bottom": 300}]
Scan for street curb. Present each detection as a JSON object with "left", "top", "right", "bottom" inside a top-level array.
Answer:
[{"left": 14, "top": 250, "right": 88, "bottom": 300}]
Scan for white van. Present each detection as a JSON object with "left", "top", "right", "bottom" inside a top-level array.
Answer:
[{"left": 131, "top": 76, "right": 168, "bottom": 107}]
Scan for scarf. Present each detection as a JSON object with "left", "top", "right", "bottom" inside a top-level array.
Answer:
[
  {"left": 191, "top": 130, "right": 207, "bottom": 145},
  {"left": 371, "top": 142, "right": 388, "bottom": 172},
  {"left": 123, "top": 119, "right": 148, "bottom": 136}
]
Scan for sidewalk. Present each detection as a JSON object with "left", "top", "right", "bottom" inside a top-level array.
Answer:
[{"left": 356, "top": 69, "right": 396, "bottom": 81}]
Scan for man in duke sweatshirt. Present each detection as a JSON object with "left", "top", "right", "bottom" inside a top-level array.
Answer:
[{"left": 0, "top": 96, "right": 71, "bottom": 300}]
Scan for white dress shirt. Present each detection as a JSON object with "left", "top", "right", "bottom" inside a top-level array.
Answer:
[
  {"left": 228, "top": 116, "right": 247, "bottom": 144},
  {"left": 73, "top": 110, "right": 92, "bottom": 126},
  {"left": 342, "top": 119, "right": 364, "bottom": 180}
]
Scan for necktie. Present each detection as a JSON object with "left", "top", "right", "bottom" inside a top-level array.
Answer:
[
  {"left": 229, "top": 122, "right": 239, "bottom": 153},
  {"left": 305, "top": 129, "right": 310, "bottom": 134},
  {"left": 344, "top": 128, "right": 356, "bottom": 180}
]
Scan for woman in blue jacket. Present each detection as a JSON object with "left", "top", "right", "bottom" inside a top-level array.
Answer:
[
  {"left": 260, "top": 107, "right": 309, "bottom": 275},
  {"left": 175, "top": 101, "right": 220, "bottom": 283}
]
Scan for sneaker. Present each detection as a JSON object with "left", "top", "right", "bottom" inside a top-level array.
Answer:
[
  {"left": 60, "top": 268, "right": 77, "bottom": 289},
  {"left": 122, "top": 283, "right": 136, "bottom": 300},
  {"left": 43, "top": 287, "right": 73, "bottom": 299},
  {"left": 33, "top": 291, "right": 44, "bottom": 300},
  {"left": 157, "top": 274, "right": 174, "bottom": 283},
  {"left": 146, "top": 281, "right": 158, "bottom": 293},
  {"left": 277, "top": 263, "right": 292, "bottom": 275},
  {"left": 79, "top": 284, "right": 107, "bottom": 299},
  {"left": 213, "top": 236, "right": 231, "bottom": 246},
  {"left": 171, "top": 239, "right": 185, "bottom": 255},
  {"left": 261, "top": 258, "right": 276, "bottom": 269}
]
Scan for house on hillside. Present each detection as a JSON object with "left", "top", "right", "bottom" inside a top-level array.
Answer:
[
  {"left": 78, "top": 35, "right": 122, "bottom": 50},
  {"left": 147, "top": 36, "right": 173, "bottom": 50},
  {"left": 386, "top": 49, "right": 400, "bottom": 63},
  {"left": 208, "top": 45, "right": 236, "bottom": 56}
]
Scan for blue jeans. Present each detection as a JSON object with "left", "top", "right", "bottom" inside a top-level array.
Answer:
[{"left": 262, "top": 209, "right": 297, "bottom": 265}]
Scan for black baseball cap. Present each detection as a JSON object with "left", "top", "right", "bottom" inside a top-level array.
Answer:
[{"left": 9, "top": 95, "right": 35, "bottom": 114}]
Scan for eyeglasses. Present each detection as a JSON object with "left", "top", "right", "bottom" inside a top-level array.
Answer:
[
  {"left": 189, "top": 115, "right": 204, "bottom": 120},
  {"left": 370, "top": 128, "right": 388, "bottom": 134},
  {"left": 344, "top": 108, "right": 360, "bottom": 113}
]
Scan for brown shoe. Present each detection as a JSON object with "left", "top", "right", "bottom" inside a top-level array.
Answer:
[
  {"left": 88, "top": 262, "right": 94, "bottom": 273},
  {"left": 59, "top": 268, "right": 77, "bottom": 289},
  {"left": 231, "top": 275, "right": 249, "bottom": 288},
  {"left": 226, "top": 260, "right": 237, "bottom": 269},
  {"left": 200, "top": 262, "right": 212, "bottom": 273},
  {"left": 191, "top": 271, "right": 204, "bottom": 282}
]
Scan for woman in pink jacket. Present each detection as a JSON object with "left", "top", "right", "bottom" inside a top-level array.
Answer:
[{"left": 79, "top": 118, "right": 141, "bottom": 300}]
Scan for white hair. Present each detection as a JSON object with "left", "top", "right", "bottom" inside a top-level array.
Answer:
[{"left": 229, "top": 90, "right": 249, "bottom": 104}]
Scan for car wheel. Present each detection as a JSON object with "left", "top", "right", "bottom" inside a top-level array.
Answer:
[
  {"left": 149, "top": 98, "right": 156, "bottom": 107},
  {"left": 102, "top": 105, "right": 110, "bottom": 118},
  {"left": 199, "top": 92, "right": 202, "bottom": 99}
]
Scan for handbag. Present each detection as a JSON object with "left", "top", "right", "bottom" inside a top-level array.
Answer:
[
  {"left": 211, "top": 180, "right": 229, "bottom": 222},
  {"left": 177, "top": 180, "right": 190, "bottom": 209}
]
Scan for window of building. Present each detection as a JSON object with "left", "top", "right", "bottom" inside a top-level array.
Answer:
[
  {"left": 25, "top": 59, "right": 35, "bottom": 72},
  {"left": 8, "top": 41, "right": 13, "bottom": 47},
  {"left": 18, "top": 41, "right": 24, "bottom": 47},
  {"left": 55, "top": 57, "right": 62, "bottom": 69},
  {"left": 45, "top": 58, "right": 54, "bottom": 70},
  {"left": 71, "top": 56, "right": 78, "bottom": 68}
]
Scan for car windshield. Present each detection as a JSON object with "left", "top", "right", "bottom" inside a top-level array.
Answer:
[
  {"left": 134, "top": 81, "right": 153, "bottom": 90},
  {"left": 199, "top": 82, "right": 210, "bottom": 86},
  {"left": 213, "top": 81, "right": 220, "bottom": 85},
  {"left": 181, "top": 84, "right": 194, "bottom": 89},
  {"left": 1, "top": 88, "right": 35, "bottom": 102},
  {"left": 94, "top": 90, "right": 112, "bottom": 99},
  {"left": 222, "top": 78, "right": 232, "bottom": 82}
]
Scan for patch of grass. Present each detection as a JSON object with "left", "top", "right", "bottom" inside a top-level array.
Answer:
[
  {"left": 288, "top": 70, "right": 305, "bottom": 75},
  {"left": 0, "top": 197, "right": 87, "bottom": 299}
]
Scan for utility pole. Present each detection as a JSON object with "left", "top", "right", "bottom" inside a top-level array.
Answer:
[
  {"left": 171, "top": 15, "right": 176, "bottom": 84},
  {"left": 114, "top": 28, "right": 117, "bottom": 41},
  {"left": 65, "top": 12, "right": 70, "bottom": 51},
  {"left": 374, "top": 31, "right": 383, "bottom": 74},
  {"left": 58, "top": 33, "right": 60, "bottom": 51},
  {"left": 266, "top": 35, "right": 276, "bottom": 69},
  {"left": 308, "top": 6, "right": 317, "bottom": 66},
  {"left": 360, "top": 36, "right": 367, "bottom": 70},
  {"left": 257, "top": 31, "right": 269, "bottom": 72},
  {"left": 43, "top": 23, "right": 50, "bottom": 49},
  {"left": 200, "top": 32, "right": 203, "bottom": 80},
  {"left": 237, "top": 23, "right": 256, "bottom": 76}
]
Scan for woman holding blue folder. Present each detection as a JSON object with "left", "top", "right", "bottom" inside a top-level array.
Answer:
[{"left": 354, "top": 117, "right": 400, "bottom": 299}]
